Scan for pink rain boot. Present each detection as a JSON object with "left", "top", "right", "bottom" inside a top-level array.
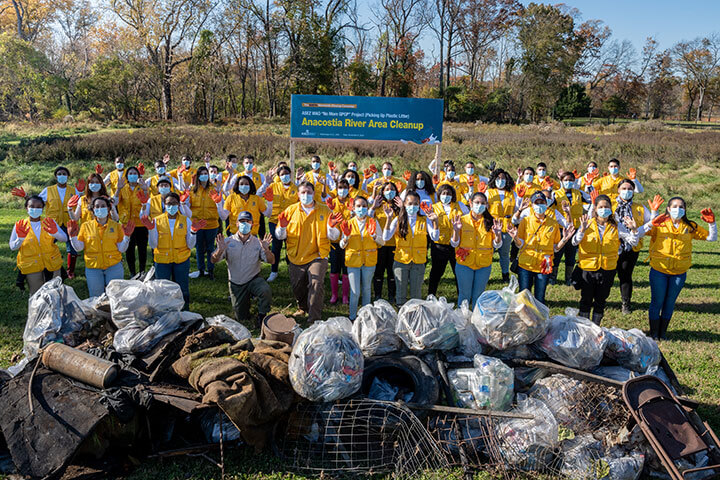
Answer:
[
  {"left": 330, "top": 273, "right": 339, "bottom": 304},
  {"left": 342, "top": 274, "right": 350, "bottom": 304}
]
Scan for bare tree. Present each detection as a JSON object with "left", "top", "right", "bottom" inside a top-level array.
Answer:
[{"left": 673, "top": 34, "right": 720, "bottom": 122}]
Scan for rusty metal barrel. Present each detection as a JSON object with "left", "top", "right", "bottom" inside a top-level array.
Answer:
[{"left": 41, "top": 343, "right": 119, "bottom": 389}]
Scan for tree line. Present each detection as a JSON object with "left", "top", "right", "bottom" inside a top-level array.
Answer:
[{"left": 1, "top": 0, "right": 719, "bottom": 123}]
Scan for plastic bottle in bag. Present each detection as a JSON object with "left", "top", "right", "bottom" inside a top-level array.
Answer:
[
  {"left": 603, "top": 327, "right": 661, "bottom": 373},
  {"left": 352, "top": 299, "right": 400, "bottom": 356},
  {"left": 396, "top": 296, "right": 461, "bottom": 351},
  {"left": 537, "top": 308, "right": 607, "bottom": 371}
]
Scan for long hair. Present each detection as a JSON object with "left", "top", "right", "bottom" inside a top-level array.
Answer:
[
  {"left": 470, "top": 192, "right": 494, "bottom": 232},
  {"left": 436, "top": 183, "right": 457, "bottom": 204},
  {"left": 594, "top": 194, "right": 617, "bottom": 227},
  {"left": 488, "top": 168, "right": 515, "bottom": 191},
  {"left": 233, "top": 174, "right": 257, "bottom": 195},
  {"left": 124, "top": 166, "right": 139, "bottom": 180},
  {"left": 193, "top": 166, "right": 210, "bottom": 193},
  {"left": 379, "top": 181, "right": 400, "bottom": 210},
  {"left": 398, "top": 191, "right": 420, "bottom": 240},
  {"left": 406, "top": 171, "right": 435, "bottom": 195},
  {"left": 667, "top": 196, "right": 698, "bottom": 232},
  {"left": 84, "top": 173, "right": 109, "bottom": 198}
]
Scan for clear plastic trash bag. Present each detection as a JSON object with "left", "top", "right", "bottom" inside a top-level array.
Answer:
[
  {"left": 448, "top": 368, "right": 480, "bottom": 408},
  {"left": 198, "top": 409, "right": 242, "bottom": 443},
  {"left": 24, "top": 277, "right": 92, "bottom": 358},
  {"left": 468, "top": 354, "right": 514, "bottom": 411},
  {"left": 605, "top": 448, "right": 645, "bottom": 480},
  {"left": 113, "top": 311, "right": 202, "bottom": 355},
  {"left": 559, "top": 433, "right": 604, "bottom": 480},
  {"left": 603, "top": 327, "right": 661, "bottom": 373},
  {"left": 396, "top": 296, "right": 462, "bottom": 351},
  {"left": 529, "top": 374, "right": 585, "bottom": 429},
  {"left": 289, "top": 317, "right": 364, "bottom": 402},
  {"left": 106, "top": 279, "right": 185, "bottom": 328},
  {"left": 537, "top": 308, "right": 608, "bottom": 370},
  {"left": 352, "top": 299, "right": 401, "bottom": 356},
  {"left": 592, "top": 365, "right": 677, "bottom": 394},
  {"left": 472, "top": 277, "right": 550, "bottom": 350},
  {"left": 205, "top": 315, "right": 252, "bottom": 342},
  {"left": 454, "top": 301, "right": 485, "bottom": 358},
  {"left": 496, "top": 394, "right": 559, "bottom": 470}
]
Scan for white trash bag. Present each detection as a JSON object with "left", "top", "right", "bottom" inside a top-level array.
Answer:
[
  {"left": 113, "top": 311, "right": 202, "bottom": 355},
  {"left": 106, "top": 279, "right": 185, "bottom": 328},
  {"left": 396, "top": 296, "right": 461, "bottom": 351},
  {"left": 289, "top": 317, "right": 364, "bottom": 402},
  {"left": 205, "top": 315, "right": 252, "bottom": 342},
  {"left": 537, "top": 308, "right": 608, "bottom": 371},
  {"left": 352, "top": 299, "right": 401, "bottom": 356}
]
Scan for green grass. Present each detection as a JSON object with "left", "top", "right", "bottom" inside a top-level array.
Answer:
[{"left": 2, "top": 122, "right": 720, "bottom": 478}]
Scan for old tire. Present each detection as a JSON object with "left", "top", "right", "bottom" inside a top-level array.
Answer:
[{"left": 361, "top": 354, "right": 439, "bottom": 406}]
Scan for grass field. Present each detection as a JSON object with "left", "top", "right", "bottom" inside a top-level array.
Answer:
[{"left": 1, "top": 121, "right": 719, "bottom": 479}]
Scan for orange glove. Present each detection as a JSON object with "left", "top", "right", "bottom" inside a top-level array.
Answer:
[
  {"left": 467, "top": 177, "right": 475, "bottom": 187},
  {"left": 67, "top": 194, "right": 80, "bottom": 209},
  {"left": 122, "top": 220, "right": 136, "bottom": 237},
  {"left": 652, "top": 213, "right": 669, "bottom": 227},
  {"left": 363, "top": 168, "right": 372, "bottom": 180},
  {"left": 42, "top": 217, "right": 58, "bottom": 234},
  {"left": 177, "top": 164, "right": 186, "bottom": 174},
  {"left": 540, "top": 256, "right": 553, "bottom": 275},
  {"left": 209, "top": 190, "right": 222, "bottom": 204},
  {"left": 587, "top": 170, "right": 599, "bottom": 181},
  {"left": 328, "top": 161, "right": 335, "bottom": 171},
  {"left": 191, "top": 219, "right": 207, "bottom": 233},
  {"left": 369, "top": 164, "right": 377, "bottom": 174},
  {"left": 572, "top": 169, "right": 579, "bottom": 179},
  {"left": 477, "top": 181, "right": 487, "bottom": 193},
  {"left": 66, "top": 219, "right": 79, "bottom": 237},
  {"left": 420, "top": 201, "right": 432, "bottom": 214},
  {"left": 136, "top": 189, "right": 150, "bottom": 204},
  {"left": 395, "top": 181, "right": 404, "bottom": 191},
  {"left": 325, "top": 198, "right": 336, "bottom": 210},
  {"left": 95, "top": 163, "right": 103, "bottom": 174},
  {"left": 432, "top": 174, "right": 439, "bottom": 185},
  {"left": 137, "top": 162, "right": 145, "bottom": 175},
  {"left": 15, "top": 220, "right": 29, "bottom": 238},
  {"left": 11, "top": 187, "right": 26, "bottom": 198},
  {"left": 403, "top": 170, "right": 412, "bottom": 181},
  {"left": 516, "top": 185, "right": 527, "bottom": 198},
  {"left": 140, "top": 215, "right": 155, "bottom": 230},
  {"left": 701, "top": 208, "right": 715, "bottom": 223},
  {"left": 263, "top": 188, "right": 274, "bottom": 202},
  {"left": 75, "top": 178, "right": 86, "bottom": 192},
  {"left": 180, "top": 189, "right": 190, "bottom": 203},
  {"left": 367, "top": 218, "right": 377, "bottom": 236},
  {"left": 590, "top": 189, "right": 599, "bottom": 203},
  {"left": 328, "top": 211, "right": 343, "bottom": 228},
  {"left": 627, "top": 168, "right": 636, "bottom": 180},
  {"left": 542, "top": 178, "right": 554, "bottom": 189},
  {"left": 339, "top": 220, "right": 351, "bottom": 236},
  {"left": 455, "top": 247, "right": 470, "bottom": 261},
  {"left": 647, "top": 194, "right": 664, "bottom": 212},
  {"left": 278, "top": 211, "right": 290, "bottom": 228}
]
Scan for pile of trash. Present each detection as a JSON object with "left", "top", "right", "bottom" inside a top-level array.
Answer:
[{"left": 1, "top": 276, "right": 717, "bottom": 480}]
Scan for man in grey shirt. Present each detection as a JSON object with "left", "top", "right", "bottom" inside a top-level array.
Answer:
[{"left": 212, "top": 211, "right": 275, "bottom": 328}]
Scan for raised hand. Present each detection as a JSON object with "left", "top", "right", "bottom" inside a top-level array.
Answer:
[
  {"left": 209, "top": 189, "right": 222, "bottom": 204},
  {"left": 392, "top": 196, "right": 403, "bottom": 209},
  {"left": 340, "top": 220, "right": 351, "bottom": 236},
  {"left": 369, "top": 164, "right": 377, "bottom": 174},
  {"left": 578, "top": 214, "right": 589, "bottom": 232},
  {"left": 363, "top": 168, "right": 372, "bottom": 180},
  {"left": 590, "top": 189, "right": 599, "bottom": 204},
  {"left": 263, "top": 188, "right": 274, "bottom": 202},
  {"left": 516, "top": 167, "right": 523, "bottom": 177},
  {"left": 623, "top": 215, "right": 637, "bottom": 230},
  {"left": 627, "top": 168, "right": 637, "bottom": 180},
  {"left": 137, "top": 162, "right": 145, "bottom": 175},
  {"left": 180, "top": 189, "right": 190, "bottom": 203},
  {"left": 520, "top": 198, "right": 531, "bottom": 211},
  {"left": 163, "top": 154, "right": 171, "bottom": 165},
  {"left": 328, "top": 211, "right": 343, "bottom": 228},
  {"left": 432, "top": 174, "right": 439, "bottom": 185},
  {"left": 42, "top": 218, "right": 58, "bottom": 234},
  {"left": 15, "top": 220, "right": 29, "bottom": 238},
  {"left": 278, "top": 211, "right": 290, "bottom": 228},
  {"left": 701, "top": 208, "right": 715, "bottom": 223},
  {"left": 587, "top": 170, "right": 599, "bottom": 181},
  {"left": 403, "top": 170, "right": 412, "bottom": 181},
  {"left": 140, "top": 215, "right": 155, "bottom": 230},
  {"left": 652, "top": 213, "right": 669, "bottom": 227},
  {"left": 562, "top": 225, "right": 576, "bottom": 242},
  {"left": 95, "top": 163, "right": 103, "bottom": 175},
  {"left": 75, "top": 178, "right": 86, "bottom": 192},
  {"left": 191, "top": 219, "right": 207, "bottom": 233},
  {"left": 451, "top": 214, "right": 463, "bottom": 231},
  {"left": 467, "top": 177, "right": 475, "bottom": 187},
  {"left": 542, "top": 178, "right": 554, "bottom": 189},
  {"left": 11, "top": 187, "right": 26, "bottom": 198},
  {"left": 122, "top": 220, "right": 136, "bottom": 237},
  {"left": 383, "top": 202, "right": 394, "bottom": 218},
  {"left": 420, "top": 201, "right": 432, "bottom": 214},
  {"left": 516, "top": 185, "right": 527, "bottom": 198},
  {"left": 507, "top": 224, "right": 518, "bottom": 239},
  {"left": 68, "top": 194, "right": 80, "bottom": 209},
  {"left": 561, "top": 199, "right": 571, "bottom": 214},
  {"left": 215, "top": 233, "right": 227, "bottom": 252},
  {"left": 367, "top": 218, "right": 377, "bottom": 236},
  {"left": 116, "top": 174, "right": 126, "bottom": 191},
  {"left": 328, "top": 161, "right": 335, "bottom": 172},
  {"left": 261, "top": 233, "right": 273, "bottom": 249},
  {"left": 325, "top": 198, "right": 336, "bottom": 210},
  {"left": 136, "top": 189, "right": 150, "bottom": 204},
  {"left": 572, "top": 169, "right": 579, "bottom": 179},
  {"left": 492, "top": 219, "right": 503, "bottom": 235},
  {"left": 647, "top": 194, "right": 664, "bottom": 212},
  {"left": 477, "top": 181, "right": 487, "bottom": 193}
]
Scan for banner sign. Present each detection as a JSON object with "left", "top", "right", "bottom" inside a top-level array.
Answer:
[{"left": 290, "top": 94, "right": 443, "bottom": 145}]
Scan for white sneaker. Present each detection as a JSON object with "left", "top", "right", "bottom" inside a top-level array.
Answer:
[
  {"left": 189, "top": 271, "right": 201, "bottom": 279},
  {"left": 267, "top": 272, "right": 278, "bottom": 282}
]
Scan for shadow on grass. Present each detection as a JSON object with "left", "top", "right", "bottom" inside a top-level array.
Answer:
[{"left": 663, "top": 329, "right": 720, "bottom": 343}]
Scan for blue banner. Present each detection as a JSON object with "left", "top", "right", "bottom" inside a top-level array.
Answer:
[{"left": 290, "top": 94, "right": 443, "bottom": 145}]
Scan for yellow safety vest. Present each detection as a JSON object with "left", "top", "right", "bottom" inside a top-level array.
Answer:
[
  {"left": 284, "top": 202, "right": 331, "bottom": 265},
  {"left": 345, "top": 217, "right": 379, "bottom": 268},
  {"left": 432, "top": 201, "right": 463, "bottom": 245},
  {"left": 270, "top": 182, "right": 299, "bottom": 223},
  {"left": 224, "top": 193, "right": 266, "bottom": 235},
  {"left": 394, "top": 216, "right": 428, "bottom": 264},
  {"left": 457, "top": 213, "right": 494, "bottom": 270},
  {"left": 190, "top": 187, "right": 219, "bottom": 230},
  {"left": 553, "top": 188, "right": 584, "bottom": 228},
  {"left": 15, "top": 218, "right": 63, "bottom": 274},
  {"left": 649, "top": 218, "right": 708, "bottom": 275},
  {"left": 118, "top": 184, "right": 145, "bottom": 224},
  {"left": 517, "top": 214, "right": 561, "bottom": 273},
  {"left": 578, "top": 219, "right": 620, "bottom": 271},
  {"left": 153, "top": 213, "right": 191, "bottom": 264},
  {"left": 78, "top": 219, "right": 124, "bottom": 270},
  {"left": 486, "top": 188, "right": 515, "bottom": 233},
  {"left": 45, "top": 184, "right": 73, "bottom": 226}
]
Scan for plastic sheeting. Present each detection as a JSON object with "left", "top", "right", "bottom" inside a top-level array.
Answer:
[
  {"left": 592, "top": 365, "right": 677, "bottom": 394},
  {"left": 205, "top": 315, "right": 252, "bottom": 342},
  {"left": 113, "top": 311, "right": 202, "bottom": 355},
  {"left": 198, "top": 409, "right": 242, "bottom": 443},
  {"left": 396, "top": 296, "right": 462, "bottom": 351},
  {"left": 289, "top": 317, "right": 364, "bottom": 402},
  {"left": 604, "top": 327, "right": 661, "bottom": 373},
  {"left": 351, "top": 300, "right": 401, "bottom": 357},
  {"left": 537, "top": 308, "right": 608, "bottom": 371},
  {"left": 471, "top": 277, "right": 550, "bottom": 350},
  {"left": 106, "top": 279, "right": 185, "bottom": 328}
]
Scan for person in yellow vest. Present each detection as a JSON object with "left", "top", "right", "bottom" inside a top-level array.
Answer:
[
  {"left": 326, "top": 178, "right": 353, "bottom": 304},
  {"left": 580, "top": 161, "right": 599, "bottom": 192},
  {"left": 450, "top": 192, "right": 503, "bottom": 307},
  {"left": 188, "top": 166, "right": 224, "bottom": 279},
  {"left": 428, "top": 184, "right": 468, "bottom": 297},
  {"left": 116, "top": 166, "right": 150, "bottom": 276},
  {"left": 68, "top": 197, "right": 134, "bottom": 297},
  {"left": 339, "top": 196, "right": 385, "bottom": 319},
  {"left": 508, "top": 191, "right": 575, "bottom": 304},
  {"left": 401, "top": 170, "right": 435, "bottom": 205},
  {"left": 382, "top": 191, "right": 439, "bottom": 305},
  {"left": 220, "top": 175, "right": 273, "bottom": 236},
  {"left": 68, "top": 173, "right": 118, "bottom": 226},
  {"left": 145, "top": 176, "right": 177, "bottom": 218},
  {"left": 103, "top": 156, "right": 126, "bottom": 196},
  {"left": 369, "top": 182, "right": 402, "bottom": 301},
  {"left": 274, "top": 181, "right": 342, "bottom": 321},
  {"left": 10, "top": 195, "right": 67, "bottom": 295},
  {"left": 436, "top": 162, "right": 470, "bottom": 205},
  {"left": 170, "top": 155, "right": 197, "bottom": 188},
  {"left": 143, "top": 192, "right": 207, "bottom": 310},
  {"left": 533, "top": 162, "right": 559, "bottom": 191},
  {"left": 267, "top": 165, "right": 299, "bottom": 282},
  {"left": 486, "top": 168, "right": 516, "bottom": 282},
  {"left": 515, "top": 167, "right": 541, "bottom": 199},
  {"left": 338, "top": 169, "right": 367, "bottom": 199},
  {"left": 366, "top": 161, "right": 406, "bottom": 193},
  {"left": 458, "top": 161, "right": 489, "bottom": 196},
  {"left": 551, "top": 171, "right": 589, "bottom": 285},
  {"left": 146, "top": 159, "right": 181, "bottom": 195},
  {"left": 572, "top": 195, "right": 639, "bottom": 325},
  {"left": 639, "top": 198, "right": 716, "bottom": 339},
  {"left": 591, "top": 158, "right": 645, "bottom": 203}
]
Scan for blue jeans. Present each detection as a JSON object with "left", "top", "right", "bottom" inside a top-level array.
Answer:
[
  {"left": 518, "top": 267, "right": 550, "bottom": 304},
  {"left": 456, "top": 264, "right": 492, "bottom": 308},
  {"left": 649, "top": 268, "right": 687, "bottom": 321},
  {"left": 195, "top": 227, "right": 217, "bottom": 274},
  {"left": 347, "top": 266, "right": 375, "bottom": 320},
  {"left": 497, "top": 232, "right": 512, "bottom": 275},
  {"left": 85, "top": 262, "right": 124, "bottom": 297},
  {"left": 269, "top": 222, "right": 285, "bottom": 273},
  {"left": 155, "top": 259, "right": 191, "bottom": 309},
  {"left": 60, "top": 225, "right": 77, "bottom": 255}
]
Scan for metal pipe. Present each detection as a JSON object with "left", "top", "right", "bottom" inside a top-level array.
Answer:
[{"left": 41, "top": 343, "right": 118, "bottom": 389}]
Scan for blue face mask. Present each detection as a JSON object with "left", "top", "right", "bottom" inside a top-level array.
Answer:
[
  {"left": 355, "top": 206, "right": 368, "bottom": 218},
  {"left": 94, "top": 207, "right": 108, "bottom": 219},
  {"left": 383, "top": 190, "right": 396, "bottom": 201},
  {"left": 348, "top": 165, "right": 357, "bottom": 172},
  {"left": 669, "top": 207, "right": 685, "bottom": 220},
  {"left": 280, "top": 174, "right": 291, "bottom": 184},
  {"left": 446, "top": 171, "right": 455, "bottom": 180},
  {"left": 405, "top": 205, "right": 419, "bottom": 216},
  {"left": 159, "top": 186, "right": 171, "bottom": 196},
  {"left": 210, "top": 173, "right": 219, "bottom": 181},
  {"left": 199, "top": 174, "right": 209, "bottom": 182},
  {"left": 127, "top": 174, "right": 139, "bottom": 183},
  {"left": 609, "top": 166, "right": 619, "bottom": 175},
  {"left": 533, "top": 203, "right": 547, "bottom": 215},
  {"left": 563, "top": 180, "right": 574, "bottom": 190},
  {"left": 300, "top": 193, "right": 314, "bottom": 205},
  {"left": 182, "top": 160, "right": 191, "bottom": 168},
  {"left": 56, "top": 174, "right": 68, "bottom": 184},
  {"left": 596, "top": 207, "right": 612, "bottom": 218},
  {"left": 166, "top": 204, "right": 179, "bottom": 215},
  {"left": 495, "top": 178, "right": 506, "bottom": 189},
  {"left": 27, "top": 207, "right": 43, "bottom": 218},
  {"left": 537, "top": 170, "right": 546, "bottom": 178},
  {"left": 382, "top": 169, "right": 392, "bottom": 178},
  {"left": 524, "top": 174, "right": 534, "bottom": 183},
  {"left": 311, "top": 162, "right": 321, "bottom": 171},
  {"left": 472, "top": 203, "right": 486, "bottom": 215},
  {"left": 245, "top": 163, "right": 253, "bottom": 172},
  {"left": 89, "top": 183, "right": 102, "bottom": 192},
  {"left": 238, "top": 222, "right": 251, "bottom": 234},
  {"left": 346, "top": 177, "right": 356, "bottom": 186},
  {"left": 416, "top": 179, "right": 425, "bottom": 189},
  {"left": 619, "top": 189, "right": 633, "bottom": 201},
  {"left": 116, "top": 163, "right": 125, "bottom": 170},
  {"left": 157, "top": 167, "right": 166, "bottom": 174},
  {"left": 440, "top": 194, "right": 452, "bottom": 205},
  {"left": 238, "top": 184, "right": 250, "bottom": 195},
  {"left": 337, "top": 188, "right": 348, "bottom": 198},
  {"left": 466, "top": 167, "right": 474, "bottom": 175}
]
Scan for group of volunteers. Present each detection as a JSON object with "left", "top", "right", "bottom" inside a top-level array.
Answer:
[{"left": 10, "top": 153, "right": 716, "bottom": 340}]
